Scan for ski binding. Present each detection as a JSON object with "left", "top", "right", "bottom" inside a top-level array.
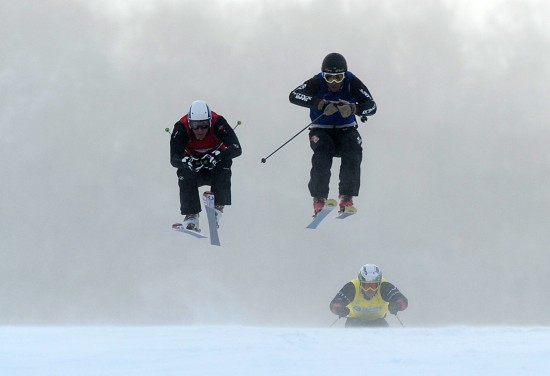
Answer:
[{"left": 336, "top": 206, "right": 357, "bottom": 219}]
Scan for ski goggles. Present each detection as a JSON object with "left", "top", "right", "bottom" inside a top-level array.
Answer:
[
  {"left": 360, "top": 282, "right": 379, "bottom": 291},
  {"left": 323, "top": 72, "right": 345, "bottom": 83},
  {"left": 189, "top": 120, "right": 210, "bottom": 130}
]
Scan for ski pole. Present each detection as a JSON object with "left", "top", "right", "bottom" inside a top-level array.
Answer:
[
  {"left": 329, "top": 317, "right": 341, "bottom": 327},
  {"left": 394, "top": 313, "right": 404, "bottom": 327},
  {"left": 260, "top": 113, "right": 324, "bottom": 163}
]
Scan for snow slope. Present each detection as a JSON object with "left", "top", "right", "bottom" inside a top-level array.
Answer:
[{"left": 1, "top": 326, "right": 549, "bottom": 376}]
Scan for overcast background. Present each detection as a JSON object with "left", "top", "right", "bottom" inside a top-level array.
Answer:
[{"left": 1, "top": 0, "right": 549, "bottom": 327}]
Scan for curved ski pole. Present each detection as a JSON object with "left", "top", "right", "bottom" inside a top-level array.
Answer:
[
  {"left": 329, "top": 317, "right": 341, "bottom": 328},
  {"left": 261, "top": 113, "right": 324, "bottom": 163}
]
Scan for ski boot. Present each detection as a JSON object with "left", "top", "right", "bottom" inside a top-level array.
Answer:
[
  {"left": 338, "top": 195, "right": 353, "bottom": 213},
  {"left": 214, "top": 205, "right": 224, "bottom": 228},
  {"left": 183, "top": 213, "right": 199, "bottom": 231},
  {"left": 313, "top": 197, "right": 327, "bottom": 217}
]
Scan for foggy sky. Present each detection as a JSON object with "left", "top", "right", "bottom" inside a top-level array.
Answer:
[{"left": 1, "top": 0, "right": 549, "bottom": 326}]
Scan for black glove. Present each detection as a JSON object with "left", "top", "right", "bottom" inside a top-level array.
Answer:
[
  {"left": 388, "top": 302, "right": 401, "bottom": 315},
  {"left": 359, "top": 109, "right": 369, "bottom": 123},
  {"left": 201, "top": 150, "right": 222, "bottom": 170},
  {"left": 182, "top": 156, "right": 203, "bottom": 172},
  {"left": 332, "top": 303, "right": 350, "bottom": 318},
  {"left": 336, "top": 306, "right": 350, "bottom": 318}
]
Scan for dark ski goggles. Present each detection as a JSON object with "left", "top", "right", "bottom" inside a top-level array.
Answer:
[
  {"left": 323, "top": 72, "right": 345, "bottom": 83},
  {"left": 190, "top": 120, "right": 210, "bottom": 130}
]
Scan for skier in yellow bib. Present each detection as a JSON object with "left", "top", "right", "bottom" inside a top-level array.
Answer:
[{"left": 330, "top": 264, "right": 408, "bottom": 327}]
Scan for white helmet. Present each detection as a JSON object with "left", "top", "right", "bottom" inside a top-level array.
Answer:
[
  {"left": 358, "top": 264, "right": 382, "bottom": 299},
  {"left": 358, "top": 264, "right": 382, "bottom": 283},
  {"left": 188, "top": 100, "right": 212, "bottom": 126}
]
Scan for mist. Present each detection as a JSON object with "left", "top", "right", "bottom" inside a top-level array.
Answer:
[{"left": 1, "top": 0, "right": 549, "bottom": 326}]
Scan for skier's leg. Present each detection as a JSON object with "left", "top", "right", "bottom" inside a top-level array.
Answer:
[
  {"left": 338, "top": 128, "right": 363, "bottom": 196},
  {"left": 209, "top": 160, "right": 233, "bottom": 206},
  {"left": 365, "top": 318, "right": 389, "bottom": 327},
  {"left": 308, "top": 129, "right": 336, "bottom": 198},
  {"left": 344, "top": 317, "right": 389, "bottom": 328},
  {"left": 344, "top": 318, "right": 365, "bottom": 327},
  {"left": 177, "top": 168, "right": 202, "bottom": 215}
]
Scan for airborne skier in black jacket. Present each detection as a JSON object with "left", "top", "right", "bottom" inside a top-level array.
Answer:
[{"left": 289, "top": 53, "right": 377, "bottom": 217}]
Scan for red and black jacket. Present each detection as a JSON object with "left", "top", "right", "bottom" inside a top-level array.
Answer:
[{"left": 170, "top": 112, "right": 242, "bottom": 169}]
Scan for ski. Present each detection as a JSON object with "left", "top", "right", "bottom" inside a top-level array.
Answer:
[
  {"left": 172, "top": 223, "right": 208, "bottom": 239},
  {"left": 202, "top": 191, "right": 221, "bottom": 246},
  {"left": 336, "top": 206, "right": 357, "bottom": 219},
  {"left": 307, "top": 199, "right": 337, "bottom": 229}
]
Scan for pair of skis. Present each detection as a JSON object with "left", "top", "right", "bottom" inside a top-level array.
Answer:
[
  {"left": 172, "top": 191, "right": 221, "bottom": 246},
  {"left": 306, "top": 199, "right": 357, "bottom": 229},
  {"left": 173, "top": 195, "right": 355, "bottom": 245}
]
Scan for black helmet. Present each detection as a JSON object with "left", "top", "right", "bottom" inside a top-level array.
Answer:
[{"left": 321, "top": 53, "right": 347, "bottom": 73}]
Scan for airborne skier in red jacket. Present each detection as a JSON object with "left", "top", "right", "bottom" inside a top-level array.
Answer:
[{"left": 170, "top": 100, "right": 241, "bottom": 231}]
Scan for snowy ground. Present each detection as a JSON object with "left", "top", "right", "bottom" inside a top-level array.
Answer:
[{"left": 1, "top": 326, "right": 549, "bottom": 375}]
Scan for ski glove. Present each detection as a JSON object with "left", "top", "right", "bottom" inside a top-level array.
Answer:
[
  {"left": 317, "top": 99, "right": 339, "bottom": 116},
  {"left": 182, "top": 156, "right": 203, "bottom": 172},
  {"left": 388, "top": 298, "right": 407, "bottom": 315},
  {"left": 201, "top": 150, "right": 222, "bottom": 170},
  {"left": 359, "top": 109, "right": 369, "bottom": 123},
  {"left": 332, "top": 303, "right": 350, "bottom": 318},
  {"left": 337, "top": 100, "right": 356, "bottom": 118}
]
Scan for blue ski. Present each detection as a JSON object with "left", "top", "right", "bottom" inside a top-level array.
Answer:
[{"left": 307, "top": 199, "right": 337, "bottom": 229}]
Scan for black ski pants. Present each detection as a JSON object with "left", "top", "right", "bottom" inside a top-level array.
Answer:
[
  {"left": 308, "top": 126, "right": 363, "bottom": 198},
  {"left": 177, "top": 160, "right": 232, "bottom": 215}
]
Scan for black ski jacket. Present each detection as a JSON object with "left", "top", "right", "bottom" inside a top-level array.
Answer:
[{"left": 289, "top": 72, "right": 377, "bottom": 122}]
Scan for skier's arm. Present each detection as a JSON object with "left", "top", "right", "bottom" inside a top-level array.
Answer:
[
  {"left": 289, "top": 77, "right": 321, "bottom": 109},
  {"left": 350, "top": 75, "right": 377, "bottom": 118},
  {"left": 380, "top": 281, "right": 408, "bottom": 314},
  {"left": 213, "top": 116, "right": 242, "bottom": 160},
  {"left": 170, "top": 121, "right": 190, "bottom": 169},
  {"left": 329, "top": 282, "right": 356, "bottom": 317}
]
